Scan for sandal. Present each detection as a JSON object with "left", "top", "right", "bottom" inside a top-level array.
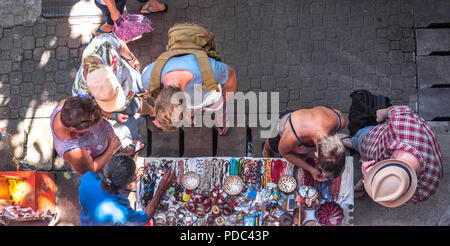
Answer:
[
  {"left": 141, "top": 2, "right": 168, "bottom": 14},
  {"left": 93, "top": 26, "right": 113, "bottom": 36},
  {"left": 121, "top": 140, "right": 146, "bottom": 156},
  {"left": 217, "top": 126, "right": 231, "bottom": 136}
]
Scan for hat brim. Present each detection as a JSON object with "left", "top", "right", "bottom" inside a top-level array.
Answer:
[
  {"left": 95, "top": 87, "right": 127, "bottom": 113},
  {"left": 364, "top": 159, "right": 417, "bottom": 208}
]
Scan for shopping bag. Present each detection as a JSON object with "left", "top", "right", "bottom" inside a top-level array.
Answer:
[{"left": 114, "top": 14, "right": 154, "bottom": 43}]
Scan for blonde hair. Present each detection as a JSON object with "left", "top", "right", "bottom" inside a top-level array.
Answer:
[
  {"left": 154, "top": 86, "right": 184, "bottom": 132},
  {"left": 317, "top": 135, "right": 346, "bottom": 178}
]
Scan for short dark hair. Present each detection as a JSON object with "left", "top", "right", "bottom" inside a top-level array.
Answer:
[
  {"left": 101, "top": 155, "right": 136, "bottom": 193},
  {"left": 60, "top": 97, "right": 102, "bottom": 130}
]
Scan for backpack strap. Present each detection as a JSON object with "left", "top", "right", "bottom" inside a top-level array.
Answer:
[{"left": 149, "top": 49, "right": 220, "bottom": 96}]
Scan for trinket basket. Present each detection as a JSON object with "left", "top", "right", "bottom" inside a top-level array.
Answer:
[{"left": 136, "top": 156, "right": 354, "bottom": 226}]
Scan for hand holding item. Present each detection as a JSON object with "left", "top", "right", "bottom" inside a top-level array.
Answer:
[
  {"left": 310, "top": 167, "right": 328, "bottom": 182},
  {"left": 158, "top": 168, "right": 176, "bottom": 193},
  {"left": 362, "top": 160, "right": 376, "bottom": 177},
  {"left": 116, "top": 113, "right": 128, "bottom": 123},
  {"left": 110, "top": 9, "right": 121, "bottom": 22}
]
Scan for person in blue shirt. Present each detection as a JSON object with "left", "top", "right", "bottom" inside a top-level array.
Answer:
[
  {"left": 141, "top": 54, "right": 237, "bottom": 135},
  {"left": 79, "top": 155, "right": 175, "bottom": 226}
]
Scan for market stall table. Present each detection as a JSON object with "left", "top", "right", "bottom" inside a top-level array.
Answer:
[{"left": 135, "top": 156, "right": 354, "bottom": 226}]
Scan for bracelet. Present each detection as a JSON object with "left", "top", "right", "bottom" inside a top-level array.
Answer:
[
  {"left": 113, "top": 112, "right": 118, "bottom": 121},
  {"left": 124, "top": 55, "right": 135, "bottom": 62}
]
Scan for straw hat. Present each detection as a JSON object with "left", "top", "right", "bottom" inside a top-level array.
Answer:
[
  {"left": 364, "top": 159, "right": 417, "bottom": 208},
  {"left": 86, "top": 66, "right": 126, "bottom": 112}
]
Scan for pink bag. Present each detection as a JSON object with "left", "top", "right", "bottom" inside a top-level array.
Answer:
[{"left": 114, "top": 14, "right": 154, "bottom": 43}]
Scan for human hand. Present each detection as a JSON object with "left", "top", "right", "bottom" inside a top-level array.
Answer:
[
  {"left": 157, "top": 168, "right": 176, "bottom": 193},
  {"left": 310, "top": 167, "right": 328, "bottom": 182},
  {"left": 116, "top": 113, "right": 128, "bottom": 123},
  {"left": 108, "top": 134, "right": 122, "bottom": 153},
  {"left": 376, "top": 108, "right": 389, "bottom": 122},
  {"left": 111, "top": 9, "right": 121, "bottom": 22},
  {"left": 361, "top": 160, "right": 376, "bottom": 177}
]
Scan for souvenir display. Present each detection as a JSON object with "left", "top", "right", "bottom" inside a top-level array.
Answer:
[
  {"left": 316, "top": 202, "right": 344, "bottom": 226},
  {"left": 298, "top": 185, "right": 320, "bottom": 208},
  {"left": 279, "top": 212, "right": 293, "bottom": 226},
  {"left": 278, "top": 175, "right": 297, "bottom": 194},
  {"left": 223, "top": 175, "right": 244, "bottom": 196},
  {"left": 138, "top": 157, "right": 353, "bottom": 227},
  {"left": 303, "top": 220, "right": 321, "bottom": 226},
  {"left": 182, "top": 171, "right": 200, "bottom": 191}
]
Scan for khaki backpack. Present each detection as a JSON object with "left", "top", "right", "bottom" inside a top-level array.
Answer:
[{"left": 148, "top": 23, "right": 222, "bottom": 98}]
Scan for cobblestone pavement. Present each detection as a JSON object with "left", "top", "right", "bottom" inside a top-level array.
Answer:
[{"left": 0, "top": 0, "right": 449, "bottom": 226}]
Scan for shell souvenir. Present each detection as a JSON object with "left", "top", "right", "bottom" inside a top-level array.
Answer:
[
  {"left": 181, "top": 171, "right": 200, "bottom": 190},
  {"left": 298, "top": 185, "right": 320, "bottom": 208},
  {"left": 223, "top": 175, "right": 244, "bottom": 196},
  {"left": 277, "top": 175, "right": 297, "bottom": 193}
]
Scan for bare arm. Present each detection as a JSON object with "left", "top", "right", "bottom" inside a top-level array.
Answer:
[
  {"left": 118, "top": 40, "right": 139, "bottom": 69},
  {"left": 144, "top": 168, "right": 176, "bottom": 218},
  {"left": 222, "top": 65, "right": 237, "bottom": 101},
  {"left": 278, "top": 133, "right": 326, "bottom": 181},
  {"left": 63, "top": 134, "right": 121, "bottom": 175}
]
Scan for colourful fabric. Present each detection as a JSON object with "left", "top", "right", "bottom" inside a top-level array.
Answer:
[
  {"left": 114, "top": 14, "right": 154, "bottom": 43},
  {"left": 73, "top": 33, "right": 144, "bottom": 113},
  {"left": 79, "top": 172, "right": 149, "bottom": 226},
  {"left": 50, "top": 103, "right": 114, "bottom": 161},
  {"left": 360, "top": 106, "right": 443, "bottom": 202}
]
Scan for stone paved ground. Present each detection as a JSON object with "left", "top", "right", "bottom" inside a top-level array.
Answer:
[{"left": 0, "top": 0, "right": 449, "bottom": 226}]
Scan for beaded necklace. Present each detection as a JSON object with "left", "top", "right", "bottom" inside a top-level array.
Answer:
[
  {"left": 263, "top": 158, "right": 272, "bottom": 188},
  {"left": 230, "top": 158, "right": 237, "bottom": 175}
]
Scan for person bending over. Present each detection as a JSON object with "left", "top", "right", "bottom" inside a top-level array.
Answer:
[
  {"left": 341, "top": 105, "right": 442, "bottom": 207},
  {"left": 50, "top": 97, "right": 121, "bottom": 174},
  {"left": 262, "top": 106, "right": 347, "bottom": 181}
]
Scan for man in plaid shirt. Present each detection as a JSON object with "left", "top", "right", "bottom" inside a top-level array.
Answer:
[{"left": 343, "top": 105, "right": 443, "bottom": 206}]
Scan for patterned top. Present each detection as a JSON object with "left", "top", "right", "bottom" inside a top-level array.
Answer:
[
  {"left": 361, "top": 106, "right": 443, "bottom": 202},
  {"left": 50, "top": 103, "right": 114, "bottom": 161},
  {"left": 72, "top": 33, "right": 143, "bottom": 112}
]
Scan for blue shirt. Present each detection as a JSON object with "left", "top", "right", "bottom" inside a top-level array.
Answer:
[
  {"left": 79, "top": 172, "right": 149, "bottom": 226},
  {"left": 141, "top": 54, "right": 229, "bottom": 105}
]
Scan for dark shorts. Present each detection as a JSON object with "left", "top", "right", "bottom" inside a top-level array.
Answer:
[
  {"left": 267, "top": 110, "right": 294, "bottom": 154},
  {"left": 95, "top": 0, "right": 148, "bottom": 25}
]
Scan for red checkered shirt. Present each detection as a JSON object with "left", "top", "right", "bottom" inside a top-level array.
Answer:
[{"left": 361, "top": 106, "right": 443, "bottom": 202}]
